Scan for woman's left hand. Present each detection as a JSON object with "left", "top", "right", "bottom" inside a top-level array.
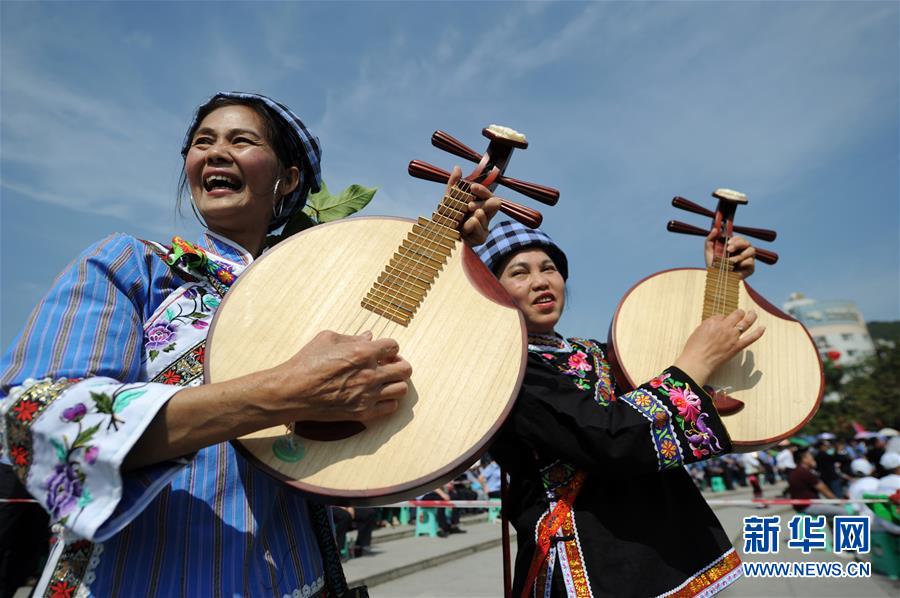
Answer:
[
  {"left": 705, "top": 230, "right": 756, "bottom": 280},
  {"left": 444, "top": 166, "right": 501, "bottom": 245}
]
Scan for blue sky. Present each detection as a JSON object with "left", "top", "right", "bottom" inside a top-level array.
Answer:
[{"left": 2, "top": 1, "right": 898, "bottom": 348}]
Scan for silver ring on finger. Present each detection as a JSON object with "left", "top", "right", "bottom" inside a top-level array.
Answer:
[{"left": 736, "top": 325, "right": 745, "bottom": 333}]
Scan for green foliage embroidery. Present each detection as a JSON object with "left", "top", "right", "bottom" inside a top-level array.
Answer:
[
  {"left": 112, "top": 389, "right": 147, "bottom": 413},
  {"left": 50, "top": 438, "right": 67, "bottom": 462}
]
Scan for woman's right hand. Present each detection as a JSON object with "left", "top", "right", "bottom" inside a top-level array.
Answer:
[
  {"left": 265, "top": 330, "right": 412, "bottom": 423},
  {"left": 673, "top": 309, "right": 765, "bottom": 387}
]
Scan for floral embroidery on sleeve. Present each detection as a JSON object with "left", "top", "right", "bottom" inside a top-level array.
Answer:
[
  {"left": 3, "top": 378, "right": 78, "bottom": 482},
  {"left": 617, "top": 388, "right": 685, "bottom": 470},
  {"left": 618, "top": 370, "right": 728, "bottom": 470},
  {"left": 652, "top": 373, "right": 725, "bottom": 460},
  {"left": 46, "top": 385, "right": 148, "bottom": 524}
]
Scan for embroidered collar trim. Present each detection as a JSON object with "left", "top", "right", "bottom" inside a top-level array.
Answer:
[
  {"left": 527, "top": 333, "right": 572, "bottom": 353},
  {"left": 166, "top": 237, "right": 241, "bottom": 296}
]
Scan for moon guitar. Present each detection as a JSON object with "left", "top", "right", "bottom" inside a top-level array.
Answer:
[
  {"left": 206, "top": 126, "right": 560, "bottom": 504},
  {"left": 607, "top": 189, "right": 823, "bottom": 452}
]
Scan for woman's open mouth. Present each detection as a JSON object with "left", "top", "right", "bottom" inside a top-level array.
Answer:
[
  {"left": 204, "top": 173, "right": 243, "bottom": 194},
  {"left": 533, "top": 293, "right": 556, "bottom": 311}
]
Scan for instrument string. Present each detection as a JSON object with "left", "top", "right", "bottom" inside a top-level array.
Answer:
[
  {"left": 379, "top": 181, "right": 472, "bottom": 340},
  {"left": 711, "top": 222, "right": 730, "bottom": 317},
  {"left": 716, "top": 227, "right": 733, "bottom": 317},
  {"left": 359, "top": 181, "right": 472, "bottom": 341},
  {"left": 347, "top": 192, "right": 448, "bottom": 337},
  {"left": 378, "top": 181, "right": 473, "bottom": 340},
  {"left": 373, "top": 185, "right": 461, "bottom": 339}
]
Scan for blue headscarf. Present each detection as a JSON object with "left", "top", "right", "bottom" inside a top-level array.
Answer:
[
  {"left": 474, "top": 220, "right": 569, "bottom": 280},
  {"left": 181, "top": 92, "right": 322, "bottom": 231}
]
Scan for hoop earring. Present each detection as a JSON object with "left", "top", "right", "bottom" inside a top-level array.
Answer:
[{"left": 272, "top": 179, "right": 285, "bottom": 219}]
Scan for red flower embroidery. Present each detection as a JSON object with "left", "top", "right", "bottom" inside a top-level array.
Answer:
[
  {"left": 13, "top": 399, "right": 39, "bottom": 422},
  {"left": 217, "top": 269, "right": 235, "bottom": 284},
  {"left": 650, "top": 373, "right": 670, "bottom": 388},
  {"left": 10, "top": 445, "right": 28, "bottom": 466},
  {"left": 193, "top": 345, "right": 206, "bottom": 362},
  {"left": 567, "top": 351, "right": 592, "bottom": 372},
  {"left": 48, "top": 580, "right": 75, "bottom": 598},
  {"left": 161, "top": 370, "right": 182, "bottom": 385}
]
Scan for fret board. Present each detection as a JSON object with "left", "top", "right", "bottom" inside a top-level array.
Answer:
[
  {"left": 361, "top": 184, "right": 474, "bottom": 325},
  {"left": 701, "top": 256, "right": 741, "bottom": 319}
]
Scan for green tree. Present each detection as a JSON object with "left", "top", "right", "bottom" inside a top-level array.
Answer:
[{"left": 801, "top": 342, "right": 900, "bottom": 436}]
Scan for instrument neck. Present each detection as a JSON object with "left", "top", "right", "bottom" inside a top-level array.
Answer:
[
  {"left": 360, "top": 183, "right": 473, "bottom": 326},
  {"left": 702, "top": 256, "right": 741, "bottom": 319}
]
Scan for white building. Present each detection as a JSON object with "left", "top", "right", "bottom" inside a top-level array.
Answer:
[{"left": 783, "top": 293, "right": 875, "bottom": 366}]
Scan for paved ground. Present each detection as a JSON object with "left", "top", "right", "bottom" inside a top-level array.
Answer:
[
  {"left": 15, "top": 481, "right": 900, "bottom": 596},
  {"left": 354, "top": 482, "right": 900, "bottom": 597}
]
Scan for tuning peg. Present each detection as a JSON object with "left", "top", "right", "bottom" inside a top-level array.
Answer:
[
  {"left": 498, "top": 176, "right": 559, "bottom": 206},
  {"left": 672, "top": 197, "right": 777, "bottom": 242},
  {"left": 409, "top": 160, "right": 543, "bottom": 229},
  {"left": 408, "top": 159, "right": 450, "bottom": 184},
  {"left": 431, "top": 130, "right": 559, "bottom": 206},
  {"left": 432, "top": 131, "right": 483, "bottom": 163},
  {"left": 732, "top": 225, "right": 777, "bottom": 243},
  {"left": 672, "top": 196, "right": 714, "bottom": 218},
  {"left": 667, "top": 219, "right": 709, "bottom": 237},
  {"left": 667, "top": 220, "right": 778, "bottom": 265}
]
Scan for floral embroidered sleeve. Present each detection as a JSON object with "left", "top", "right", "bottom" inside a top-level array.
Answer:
[
  {"left": 511, "top": 342, "right": 731, "bottom": 476},
  {"left": 0, "top": 234, "right": 186, "bottom": 541}
]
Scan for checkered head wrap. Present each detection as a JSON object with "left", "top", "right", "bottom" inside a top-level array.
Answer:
[
  {"left": 474, "top": 220, "right": 569, "bottom": 280},
  {"left": 181, "top": 91, "right": 322, "bottom": 231}
]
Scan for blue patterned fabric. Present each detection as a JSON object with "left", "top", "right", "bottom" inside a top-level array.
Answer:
[
  {"left": 0, "top": 232, "right": 326, "bottom": 597},
  {"left": 181, "top": 91, "right": 323, "bottom": 231},
  {"left": 474, "top": 220, "right": 569, "bottom": 279}
]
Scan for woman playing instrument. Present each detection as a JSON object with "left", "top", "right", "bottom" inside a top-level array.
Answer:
[
  {"left": 0, "top": 91, "right": 499, "bottom": 597},
  {"left": 475, "top": 220, "right": 762, "bottom": 597}
]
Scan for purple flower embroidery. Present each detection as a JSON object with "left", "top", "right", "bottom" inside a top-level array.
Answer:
[
  {"left": 84, "top": 446, "right": 99, "bottom": 465},
  {"left": 145, "top": 322, "right": 177, "bottom": 349},
  {"left": 61, "top": 403, "right": 87, "bottom": 423},
  {"left": 46, "top": 463, "right": 83, "bottom": 519},
  {"left": 191, "top": 319, "right": 209, "bottom": 330},
  {"left": 685, "top": 413, "right": 723, "bottom": 458}
]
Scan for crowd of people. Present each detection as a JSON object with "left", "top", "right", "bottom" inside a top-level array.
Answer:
[
  {"left": 685, "top": 433, "right": 900, "bottom": 539},
  {"left": 686, "top": 435, "right": 900, "bottom": 498}
]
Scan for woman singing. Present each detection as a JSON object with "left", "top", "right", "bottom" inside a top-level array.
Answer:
[{"left": 0, "top": 92, "right": 498, "bottom": 597}]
